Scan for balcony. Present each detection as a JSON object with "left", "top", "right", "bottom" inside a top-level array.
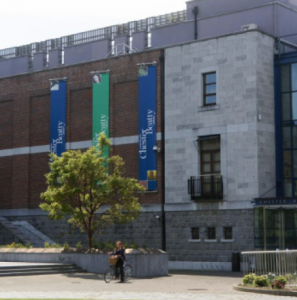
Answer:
[{"left": 188, "top": 175, "right": 223, "bottom": 201}]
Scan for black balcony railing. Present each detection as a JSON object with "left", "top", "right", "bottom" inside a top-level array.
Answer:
[{"left": 188, "top": 175, "right": 223, "bottom": 201}]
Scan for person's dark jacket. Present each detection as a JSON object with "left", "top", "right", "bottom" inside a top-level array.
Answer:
[{"left": 112, "top": 248, "right": 126, "bottom": 261}]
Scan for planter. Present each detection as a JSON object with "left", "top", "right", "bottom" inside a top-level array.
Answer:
[
  {"left": 0, "top": 248, "right": 168, "bottom": 278},
  {"left": 234, "top": 284, "right": 297, "bottom": 297}
]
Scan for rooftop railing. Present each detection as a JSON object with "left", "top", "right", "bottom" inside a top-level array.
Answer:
[{"left": 0, "top": 10, "right": 186, "bottom": 61}]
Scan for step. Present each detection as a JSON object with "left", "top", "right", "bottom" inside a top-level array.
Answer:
[
  {"left": 0, "top": 266, "right": 80, "bottom": 272},
  {"left": 0, "top": 264, "right": 74, "bottom": 270},
  {"left": 0, "top": 269, "right": 85, "bottom": 277}
]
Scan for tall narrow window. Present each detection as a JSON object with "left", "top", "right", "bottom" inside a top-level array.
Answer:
[
  {"left": 191, "top": 228, "right": 200, "bottom": 240},
  {"left": 281, "top": 63, "right": 297, "bottom": 197},
  {"left": 199, "top": 136, "right": 222, "bottom": 198},
  {"left": 224, "top": 227, "right": 233, "bottom": 240},
  {"left": 207, "top": 227, "right": 216, "bottom": 239},
  {"left": 203, "top": 72, "right": 217, "bottom": 106},
  {"left": 200, "top": 137, "right": 220, "bottom": 176}
]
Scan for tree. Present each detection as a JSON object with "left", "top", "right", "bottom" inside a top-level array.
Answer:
[{"left": 40, "top": 133, "right": 144, "bottom": 248}]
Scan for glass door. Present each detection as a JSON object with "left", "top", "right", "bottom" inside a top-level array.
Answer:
[{"left": 255, "top": 208, "right": 297, "bottom": 250}]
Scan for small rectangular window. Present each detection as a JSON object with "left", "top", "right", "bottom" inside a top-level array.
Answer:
[
  {"left": 191, "top": 228, "right": 200, "bottom": 240},
  {"left": 224, "top": 227, "right": 233, "bottom": 240},
  {"left": 207, "top": 227, "right": 216, "bottom": 239},
  {"left": 203, "top": 72, "right": 217, "bottom": 106}
]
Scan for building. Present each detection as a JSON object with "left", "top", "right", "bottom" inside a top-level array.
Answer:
[{"left": 0, "top": 0, "right": 297, "bottom": 270}]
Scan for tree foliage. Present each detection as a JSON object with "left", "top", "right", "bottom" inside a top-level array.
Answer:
[{"left": 40, "top": 133, "right": 144, "bottom": 248}]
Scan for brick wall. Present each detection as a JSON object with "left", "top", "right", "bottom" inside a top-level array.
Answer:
[{"left": 0, "top": 49, "right": 163, "bottom": 209}]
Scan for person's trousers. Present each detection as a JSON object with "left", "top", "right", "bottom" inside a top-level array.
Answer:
[{"left": 115, "top": 258, "right": 124, "bottom": 282}]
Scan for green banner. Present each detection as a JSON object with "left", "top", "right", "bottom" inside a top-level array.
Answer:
[{"left": 92, "top": 72, "right": 110, "bottom": 156}]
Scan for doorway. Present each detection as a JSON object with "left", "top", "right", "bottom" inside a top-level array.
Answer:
[{"left": 255, "top": 207, "right": 297, "bottom": 250}]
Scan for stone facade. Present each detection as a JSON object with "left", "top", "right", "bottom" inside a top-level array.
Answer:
[
  {"left": 0, "top": 212, "right": 163, "bottom": 250},
  {"left": 164, "top": 31, "right": 275, "bottom": 206},
  {"left": 166, "top": 209, "right": 254, "bottom": 263}
]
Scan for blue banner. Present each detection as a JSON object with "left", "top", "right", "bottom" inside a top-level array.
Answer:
[
  {"left": 138, "top": 65, "right": 157, "bottom": 191},
  {"left": 50, "top": 80, "right": 67, "bottom": 156}
]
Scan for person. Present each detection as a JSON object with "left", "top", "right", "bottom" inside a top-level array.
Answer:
[{"left": 112, "top": 241, "right": 126, "bottom": 283}]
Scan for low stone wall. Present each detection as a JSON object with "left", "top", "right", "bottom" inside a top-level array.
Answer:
[{"left": 0, "top": 248, "right": 168, "bottom": 278}]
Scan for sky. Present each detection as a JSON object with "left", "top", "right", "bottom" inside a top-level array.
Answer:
[{"left": 0, "top": 0, "right": 186, "bottom": 50}]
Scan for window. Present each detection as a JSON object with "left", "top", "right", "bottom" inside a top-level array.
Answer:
[
  {"left": 191, "top": 228, "right": 200, "bottom": 240},
  {"left": 207, "top": 227, "right": 216, "bottom": 239},
  {"left": 224, "top": 227, "right": 233, "bottom": 240},
  {"left": 281, "top": 63, "right": 297, "bottom": 197},
  {"left": 199, "top": 136, "right": 222, "bottom": 198},
  {"left": 200, "top": 137, "right": 220, "bottom": 175},
  {"left": 203, "top": 72, "right": 217, "bottom": 106}
]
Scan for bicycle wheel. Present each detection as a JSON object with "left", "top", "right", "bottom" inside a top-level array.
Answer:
[
  {"left": 104, "top": 266, "right": 115, "bottom": 283},
  {"left": 124, "top": 264, "right": 132, "bottom": 282}
]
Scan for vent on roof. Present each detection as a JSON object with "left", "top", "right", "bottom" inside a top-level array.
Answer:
[{"left": 241, "top": 24, "right": 258, "bottom": 32}]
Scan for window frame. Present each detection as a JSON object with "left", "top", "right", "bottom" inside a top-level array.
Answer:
[
  {"left": 224, "top": 227, "right": 233, "bottom": 240},
  {"left": 203, "top": 72, "right": 217, "bottom": 106}
]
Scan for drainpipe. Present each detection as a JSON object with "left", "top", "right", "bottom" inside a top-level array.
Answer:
[
  {"left": 159, "top": 50, "right": 166, "bottom": 252},
  {"left": 192, "top": 6, "right": 199, "bottom": 40}
]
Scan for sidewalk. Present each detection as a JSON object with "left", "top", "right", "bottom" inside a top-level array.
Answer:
[{"left": 0, "top": 270, "right": 294, "bottom": 299}]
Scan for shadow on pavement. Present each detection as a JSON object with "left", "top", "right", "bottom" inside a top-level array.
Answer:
[
  {"left": 169, "top": 270, "right": 243, "bottom": 278},
  {"left": 62, "top": 273, "right": 104, "bottom": 280},
  {"left": 62, "top": 272, "right": 165, "bottom": 281}
]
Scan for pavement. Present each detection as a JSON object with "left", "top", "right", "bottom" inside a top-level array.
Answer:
[{"left": 0, "top": 268, "right": 295, "bottom": 300}]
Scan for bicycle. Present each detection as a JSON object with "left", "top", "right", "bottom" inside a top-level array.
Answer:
[{"left": 104, "top": 258, "right": 133, "bottom": 283}]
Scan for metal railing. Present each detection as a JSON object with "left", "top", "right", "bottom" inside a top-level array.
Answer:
[
  {"left": 242, "top": 250, "right": 297, "bottom": 276},
  {"left": 188, "top": 175, "right": 223, "bottom": 201},
  {"left": 0, "top": 10, "right": 187, "bottom": 61}
]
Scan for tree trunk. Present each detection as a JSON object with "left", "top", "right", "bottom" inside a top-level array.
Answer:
[
  {"left": 87, "top": 217, "right": 93, "bottom": 249},
  {"left": 87, "top": 230, "right": 93, "bottom": 249}
]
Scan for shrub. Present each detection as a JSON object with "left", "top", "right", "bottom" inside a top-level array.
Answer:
[
  {"left": 130, "top": 242, "right": 139, "bottom": 249},
  {"left": 272, "top": 276, "right": 287, "bottom": 289},
  {"left": 63, "top": 242, "right": 70, "bottom": 250},
  {"left": 242, "top": 273, "right": 257, "bottom": 286},
  {"left": 267, "top": 273, "right": 276, "bottom": 284},
  {"left": 75, "top": 241, "right": 83, "bottom": 250},
  {"left": 253, "top": 275, "right": 269, "bottom": 287},
  {"left": 285, "top": 274, "right": 293, "bottom": 282},
  {"left": 0, "top": 242, "right": 32, "bottom": 249},
  {"left": 44, "top": 242, "right": 62, "bottom": 248}
]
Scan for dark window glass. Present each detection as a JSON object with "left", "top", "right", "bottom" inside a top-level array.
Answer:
[
  {"left": 191, "top": 228, "right": 200, "bottom": 240},
  {"left": 207, "top": 227, "right": 216, "bottom": 239},
  {"left": 292, "top": 64, "right": 297, "bottom": 91},
  {"left": 281, "top": 65, "right": 291, "bottom": 92},
  {"left": 292, "top": 93, "right": 297, "bottom": 120},
  {"left": 224, "top": 227, "right": 233, "bottom": 240},
  {"left": 284, "top": 179, "right": 292, "bottom": 197},
  {"left": 293, "top": 123, "right": 297, "bottom": 149},
  {"left": 283, "top": 150, "right": 292, "bottom": 178},
  {"left": 283, "top": 124, "right": 291, "bottom": 149},
  {"left": 294, "top": 151, "right": 297, "bottom": 178},
  {"left": 282, "top": 94, "right": 291, "bottom": 121},
  {"left": 203, "top": 72, "right": 216, "bottom": 106}
]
